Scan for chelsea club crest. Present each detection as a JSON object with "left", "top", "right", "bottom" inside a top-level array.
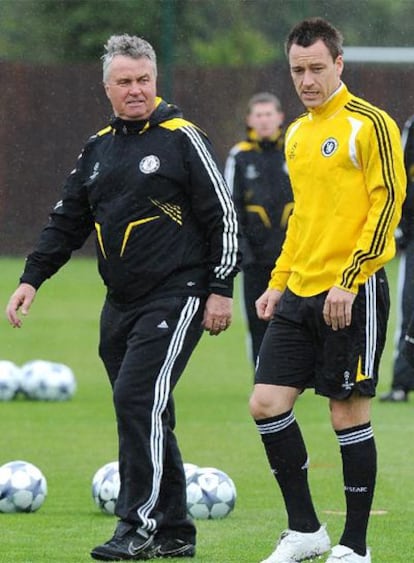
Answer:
[
  {"left": 139, "top": 155, "right": 160, "bottom": 174},
  {"left": 321, "top": 137, "right": 338, "bottom": 157}
]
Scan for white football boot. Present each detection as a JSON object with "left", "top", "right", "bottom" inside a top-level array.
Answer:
[
  {"left": 326, "top": 545, "right": 371, "bottom": 562},
  {"left": 260, "top": 524, "right": 331, "bottom": 562}
]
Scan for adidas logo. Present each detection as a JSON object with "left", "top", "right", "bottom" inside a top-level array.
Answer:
[{"left": 157, "top": 320, "right": 169, "bottom": 329}]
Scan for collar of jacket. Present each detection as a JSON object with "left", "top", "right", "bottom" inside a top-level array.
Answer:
[
  {"left": 308, "top": 82, "right": 351, "bottom": 121},
  {"left": 110, "top": 97, "right": 184, "bottom": 135},
  {"left": 246, "top": 127, "right": 283, "bottom": 151}
]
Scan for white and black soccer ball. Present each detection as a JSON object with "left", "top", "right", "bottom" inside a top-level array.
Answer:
[
  {"left": 0, "top": 360, "right": 21, "bottom": 401},
  {"left": 0, "top": 460, "right": 47, "bottom": 513},
  {"left": 186, "top": 466, "right": 237, "bottom": 519},
  {"left": 20, "top": 360, "right": 77, "bottom": 401},
  {"left": 183, "top": 462, "right": 199, "bottom": 483},
  {"left": 92, "top": 461, "right": 120, "bottom": 515}
]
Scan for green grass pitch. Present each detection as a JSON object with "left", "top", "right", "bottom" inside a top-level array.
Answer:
[{"left": 0, "top": 255, "right": 412, "bottom": 562}]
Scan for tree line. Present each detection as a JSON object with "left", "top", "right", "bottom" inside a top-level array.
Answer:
[{"left": 0, "top": 0, "right": 413, "bottom": 70}]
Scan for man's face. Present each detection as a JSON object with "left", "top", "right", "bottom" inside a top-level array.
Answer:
[
  {"left": 246, "top": 102, "right": 284, "bottom": 139},
  {"left": 288, "top": 39, "right": 343, "bottom": 109},
  {"left": 104, "top": 55, "right": 157, "bottom": 121}
]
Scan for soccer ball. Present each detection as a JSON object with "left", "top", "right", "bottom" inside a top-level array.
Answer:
[
  {"left": 92, "top": 461, "right": 120, "bottom": 515},
  {"left": 0, "top": 360, "right": 21, "bottom": 401},
  {"left": 0, "top": 460, "right": 47, "bottom": 513},
  {"left": 186, "top": 466, "right": 237, "bottom": 519},
  {"left": 183, "top": 462, "right": 199, "bottom": 483},
  {"left": 20, "top": 360, "right": 77, "bottom": 401}
]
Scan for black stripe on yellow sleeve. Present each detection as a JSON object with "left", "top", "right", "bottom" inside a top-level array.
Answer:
[{"left": 340, "top": 99, "right": 396, "bottom": 289}]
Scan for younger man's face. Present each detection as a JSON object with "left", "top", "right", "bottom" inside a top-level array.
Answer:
[
  {"left": 288, "top": 39, "right": 343, "bottom": 109},
  {"left": 247, "top": 102, "right": 284, "bottom": 140}
]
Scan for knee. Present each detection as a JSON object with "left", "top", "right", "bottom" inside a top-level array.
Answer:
[
  {"left": 329, "top": 395, "right": 371, "bottom": 431},
  {"left": 249, "top": 393, "right": 261, "bottom": 419},
  {"left": 249, "top": 390, "right": 274, "bottom": 419},
  {"left": 249, "top": 385, "right": 298, "bottom": 420}
]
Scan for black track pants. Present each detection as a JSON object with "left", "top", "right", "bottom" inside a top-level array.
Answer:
[
  {"left": 242, "top": 264, "right": 272, "bottom": 365},
  {"left": 99, "top": 295, "right": 204, "bottom": 539},
  {"left": 392, "top": 242, "right": 414, "bottom": 390}
]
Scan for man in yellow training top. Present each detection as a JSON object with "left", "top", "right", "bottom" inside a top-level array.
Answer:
[{"left": 249, "top": 17, "right": 406, "bottom": 563}]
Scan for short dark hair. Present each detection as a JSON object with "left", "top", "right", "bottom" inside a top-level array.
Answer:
[{"left": 285, "top": 17, "right": 344, "bottom": 61}]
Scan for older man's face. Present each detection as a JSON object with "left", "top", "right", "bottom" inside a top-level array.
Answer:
[{"left": 104, "top": 55, "right": 157, "bottom": 121}]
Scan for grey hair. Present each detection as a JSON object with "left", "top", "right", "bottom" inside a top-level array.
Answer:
[{"left": 102, "top": 34, "right": 157, "bottom": 82}]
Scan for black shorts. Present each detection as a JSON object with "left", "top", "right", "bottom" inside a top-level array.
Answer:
[{"left": 255, "top": 270, "right": 390, "bottom": 399}]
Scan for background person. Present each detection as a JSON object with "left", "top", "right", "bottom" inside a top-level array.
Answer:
[
  {"left": 380, "top": 114, "right": 414, "bottom": 402},
  {"left": 249, "top": 17, "right": 405, "bottom": 563},
  {"left": 224, "top": 93, "right": 293, "bottom": 368},
  {"left": 6, "top": 34, "right": 240, "bottom": 562}
]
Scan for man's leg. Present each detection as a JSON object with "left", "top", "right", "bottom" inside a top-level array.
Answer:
[
  {"left": 250, "top": 299, "right": 331, "bottom": 562},
  {"left": 381, "top": 243, "right": 414, "bottom": 401},
  {"left": 242, "top": 265, "right": 272, "bottom": 366},
  {"left": 92, "top": 296, "right": 203, "bottom": 560},
  {"left": 151, "top": 396, "right": 196, "bottom": 556},
  {"left": 251, "top": 382, "right": 320, "bottom": 532},
  {"left": 325, "top": 270, "right": 388, "bottom": 562},
  {"left": 250, "top": 385, "right": 330, "bottom": 563},
  {"left": 330, "top": 396, "right": 375, "bottom": 558}
]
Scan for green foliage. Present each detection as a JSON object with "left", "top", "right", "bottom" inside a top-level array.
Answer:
[
  {"left": 191, "top": 27, "right": 278, "bottom": 68},
  {"left": 0, "top": 0, "right": 163, "bottom": 63},
  {"left": 0, "top": 0, "right": 413, "bottom": 68},
  {"left": 0, "top": 255, "right": 411, "bottom": 562},
  {"left": 179, "top": 0, "right": 279, "bottom": 67}
]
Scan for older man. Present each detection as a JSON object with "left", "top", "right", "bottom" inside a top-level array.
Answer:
[{"left": 6, "top": 34, "right": 240, "bottom": 561}]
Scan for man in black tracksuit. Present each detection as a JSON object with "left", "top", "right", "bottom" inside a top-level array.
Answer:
[
  {"left": 6, "top": 35, "right": 240, "bottom": 561},
  {"left": 380, "top": 114, "right": 414, "bottom": 401},
  {"left": 225, "top": 93, "right": 293, "bottom": 367}
]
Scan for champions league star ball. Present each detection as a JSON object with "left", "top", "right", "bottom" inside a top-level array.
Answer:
[
  {"left": 0, "top": 360, "right": 21, "bottom": 401},
  {"left": 0, "top": 460, "right": 47, "bottom": 513},
  {"left": 183, "top": 462, "right": 199, "bottom": 483},
  {"left": 92, "top": 461, "right": 120, "bottom": 515},
  {"left": 186, "top": 466, "right": 237, "bottom": 519},
  {"left": 20, "top": 360, "right": 77, "bottom": 401}
]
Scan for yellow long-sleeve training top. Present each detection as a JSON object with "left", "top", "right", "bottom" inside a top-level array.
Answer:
[{"left": 268, "top": 82, "right": 406, "bottom": 296}]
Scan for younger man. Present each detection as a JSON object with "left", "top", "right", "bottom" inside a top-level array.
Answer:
[
  {"left": 250, "top": 17, "right": 405, "bottom": 563},
  {"left": 225, "top": 93, "right": 292, "bottom": 367}
]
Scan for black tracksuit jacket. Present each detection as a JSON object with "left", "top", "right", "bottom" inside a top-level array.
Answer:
[
  {"left": 20, "top": 98, "right": 240, "bottom": 305},
  {"left": 224, "top": 129, "right": 293, "bottom": 268}
]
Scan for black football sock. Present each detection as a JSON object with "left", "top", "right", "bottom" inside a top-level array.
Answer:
[
  {"left": 255, "top": 410, "right": 320, "bottom": 532},
  {"left": 336, "top": 422, "right": 376, "bottom": 556}
]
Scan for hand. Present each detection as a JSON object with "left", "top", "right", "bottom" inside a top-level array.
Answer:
[
  {"left": 202, "top": 294, "right": 233, "bottom": 336},
  {"left": 5, "top": 283, "right": 37, "bottom": 328},
  {"left": 323, "top": 286, "right": 356, "bottom": 330},
  {"left": 256, "top": 288, "right": 282, "bottom": 321}
]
